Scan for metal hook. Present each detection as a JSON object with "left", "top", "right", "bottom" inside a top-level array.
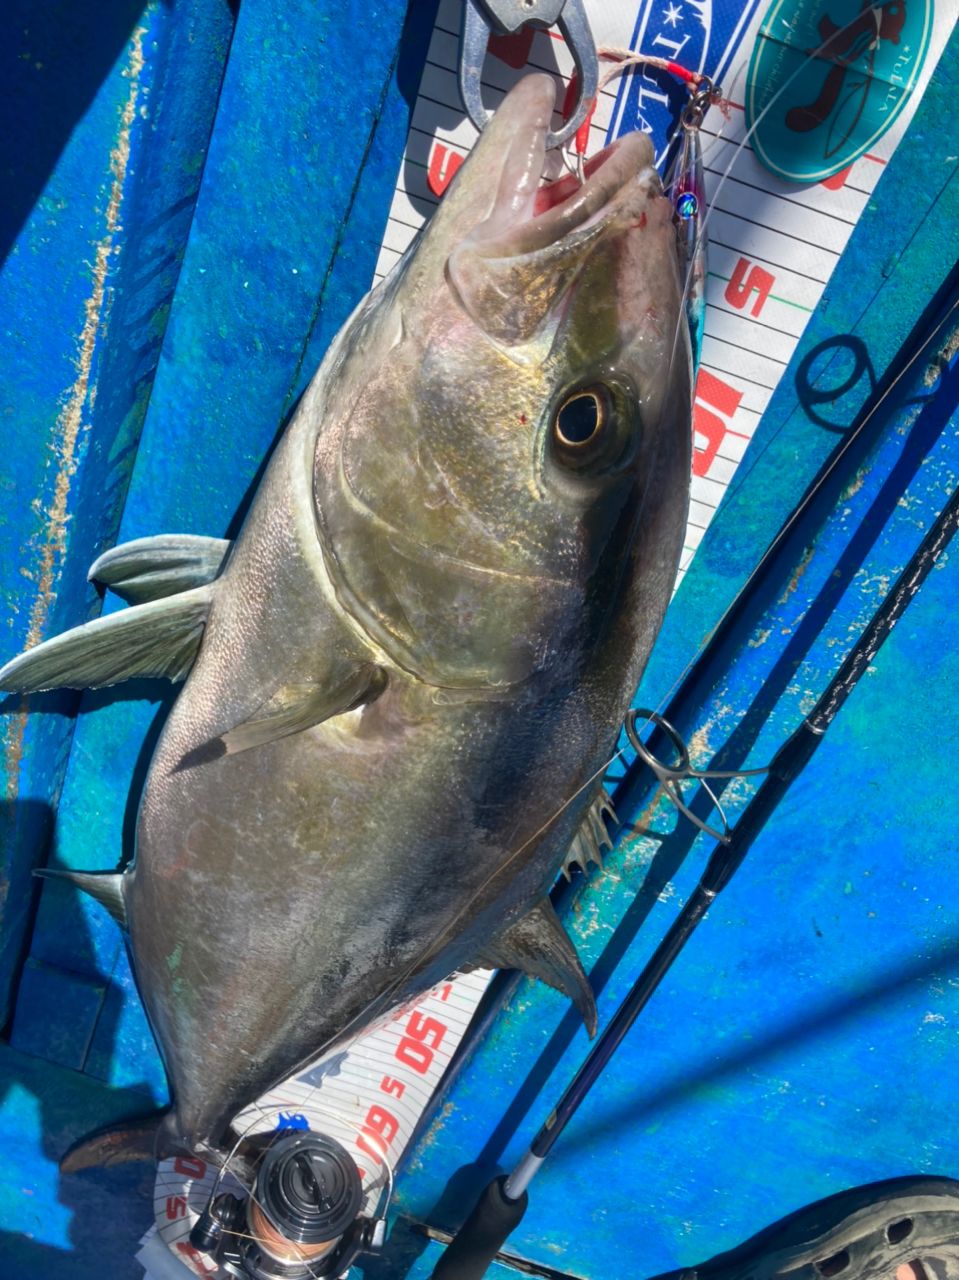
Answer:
[
  {"left": 624, "top": 708, "right": 769, "bottom": 844},
  {"left": 459, "top": 0, "right": 599, "bottom": 150}
]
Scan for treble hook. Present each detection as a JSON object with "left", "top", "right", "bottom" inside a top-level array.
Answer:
[
  {"left": 459, "top": 0, "right": 599, "bottom": 149},
  {"left": 624, "top": 708, "right": 769, "bottom": 844}
]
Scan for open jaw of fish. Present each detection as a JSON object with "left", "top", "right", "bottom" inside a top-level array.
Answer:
[{"left": 0, "top": 74, "right": 692, "bottom": 1165}]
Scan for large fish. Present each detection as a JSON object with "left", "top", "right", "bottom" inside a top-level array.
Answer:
[{"left": 0, "top": 75, "right": 691, "bottom": 1162}]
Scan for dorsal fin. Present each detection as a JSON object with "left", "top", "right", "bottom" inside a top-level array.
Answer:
[
  {"left": 473, "top": 896, "right": 597, "bottom": 1036},
  {"left": 0, "top": 587, "right": 211, "bottom": 693},
  {"left": 34, "top": 869, "right": 128, "bottom": 929},
  {"left": 89, "top": 535, "right": 231, "bottom": 604}
]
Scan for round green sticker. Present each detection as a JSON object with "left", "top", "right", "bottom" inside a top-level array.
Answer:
[{"left": 745, "top": 0, "right": 934, "bottom": 183}]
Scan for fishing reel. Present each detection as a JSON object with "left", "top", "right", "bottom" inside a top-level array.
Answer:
[{"left": 190, "top": 1132, "right": 386, "bottom": 1279}]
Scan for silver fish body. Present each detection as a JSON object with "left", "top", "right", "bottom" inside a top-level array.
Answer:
[{"left": 1, "top": 75, "right": 692, "bottom": 1159}]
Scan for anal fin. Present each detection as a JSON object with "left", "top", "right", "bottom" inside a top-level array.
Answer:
[
  {"left": 35, "top": 869, "right": 128, "bottom": 929},
  {"left": 474, "top": 897, "right": 597, "bottom": 1036},
  {"left": 90, "top": 534, "right": 231, "bottom": 604},
  {"left": 60, "top": 1112, "right": 165, "bottom": 1173}
]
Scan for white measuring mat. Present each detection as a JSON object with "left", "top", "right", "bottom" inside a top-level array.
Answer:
[
  {"left": 140, "top": 971, "right": 492, "bottom": 1276},
  {"left": 141, "top": 3, "right": 954, "bottom": 1273},
  {"left": 377, "top": 0, "right": 954, "bottom": 582}
]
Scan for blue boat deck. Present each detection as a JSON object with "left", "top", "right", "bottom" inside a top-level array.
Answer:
[{"left": 1, "top": 4, "right": 958, "bottom": 1277}]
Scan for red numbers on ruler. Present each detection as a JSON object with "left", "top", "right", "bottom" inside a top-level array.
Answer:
[
  {"left": 395, "top": 1011, "right": 448, "bottom": 1075},
  {"left": 724, "top": 257, "right": 775, "bottom": 318},
  {"left": 176, "top": 1240, "right": 217, "bottom": 1276},
  {"left": 365, "top": 1104, "right": 400, "bottom": 1145},
  {"left": 352, "top": 999, "right": 452, "bottom": 1176},
  {"left": 381, "top": 1074, "right": 406, "bottom": 1099},
  {"left": 169, "top": 1155, "right": 215, "bottom": 1271},
  {"left": 693, "top": 369, "right": 744, "bottom": 477},
  {"left": 427, "top": 144, "right": 464, "bottom": 197},
  {"left": 166, "top": 1194, "right": 188, "bottom": 1220},
  {"left": 356, "top": 1102, "right": 400, "bottom": 1166}
]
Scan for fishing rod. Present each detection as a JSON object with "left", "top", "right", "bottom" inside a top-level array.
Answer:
[
  {"left": 617, "top": 265, "right": 959, "bottom": 819},
  {"left": 420, "top": 222, "right": 959, "bottom": 1279},
  {"left": 429, "top": 465, "right": 959, "bottom": 1278}
]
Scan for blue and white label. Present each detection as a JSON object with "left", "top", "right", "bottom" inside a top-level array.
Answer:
[{"left": 607, "top": 0, "right": 765, "bottom": 159}]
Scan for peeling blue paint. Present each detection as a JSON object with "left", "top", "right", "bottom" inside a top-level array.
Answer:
[{"left": 0, "top": 9, "right": 957, "bottom": 1280}]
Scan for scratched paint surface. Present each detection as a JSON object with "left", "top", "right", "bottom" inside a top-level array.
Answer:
[
  {"left": 0, "top": 8, "right": 958, "bottom": 1280},
  {"left": 0, "top": 1, "right": 437, "bottom": 1276},
  {"left": 0, "top": 0, "right": 236, "bottom": 1032},
  {"left": 7, "top": 0, "right": 434, "bottom": 1097}
]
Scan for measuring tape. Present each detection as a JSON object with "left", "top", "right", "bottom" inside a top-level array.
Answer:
[{"left": 139, "top": 969, "right": 493, "bottom": 1278}]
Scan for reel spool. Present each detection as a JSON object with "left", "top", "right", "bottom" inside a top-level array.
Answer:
[
  {"left": 190, "top": 1132, "right": 384, "bottom": 1279},
  {"left": 148, "top": 974, "right": 493, "bottom": 1277}
]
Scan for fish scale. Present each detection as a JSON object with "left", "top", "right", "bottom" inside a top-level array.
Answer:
[{"left": 0, "top": 73, "right": 692, "bottom": 1165}]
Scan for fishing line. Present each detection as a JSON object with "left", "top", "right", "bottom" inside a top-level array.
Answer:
[
  {"left": 572, "top": 6, "right": 930, "bottom": 765},
  {"left": 213, "top": 9, "right": 918, "bottom": 1225},
  {"left": 249, "top": 742, "right": 630, "bottom": 1083},
  {"left": 556, "top": 49, "right": 728, "bottom": 184},
  {"left": 221, "top": 8, "right": 887, "bottom": 1101}
]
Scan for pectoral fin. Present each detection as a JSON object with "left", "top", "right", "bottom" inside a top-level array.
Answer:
[
  {"left": 475, "top": 897, "right": 597, "bottom": 1036},
  {"left": 34, "top": 869, "right": 128, "bottom": 929},
  {"left": 90, "top": 534, "right": 231, "bottom": 603},
  {"left": 176, "top": 664, "right": 389, "bottom": 769},
  {"left": 223, "top": 665, "right": 388, "bottom": 754},
  {"left": 0, "top": 588, "right": 212, "bottom": 693}
]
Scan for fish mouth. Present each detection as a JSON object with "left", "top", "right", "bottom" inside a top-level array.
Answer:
[
  {"left": 470, "top": 74, "right": 659, "bottom": 258},
  {"left": 448, "top": 76, "right": 663, "bottom": 344}
]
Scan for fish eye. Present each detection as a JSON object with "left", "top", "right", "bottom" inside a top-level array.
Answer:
[
  {"left": 549, "top": 381, "right": 637, "bottom": 477},
  {"left": 554, "top": 386, "right": 608, "bottom": 448}
]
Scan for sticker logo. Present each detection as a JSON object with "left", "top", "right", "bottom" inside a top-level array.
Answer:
[
  {"left": 746, "top": 0, "right": 934, "bottom": 182},
  {"left": 609, "top": 0, "right": 764, "bottom": 161}
]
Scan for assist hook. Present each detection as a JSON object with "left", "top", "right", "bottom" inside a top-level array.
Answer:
[{"left": 460, "top": 0, "right": 599, "bottom": 149}]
